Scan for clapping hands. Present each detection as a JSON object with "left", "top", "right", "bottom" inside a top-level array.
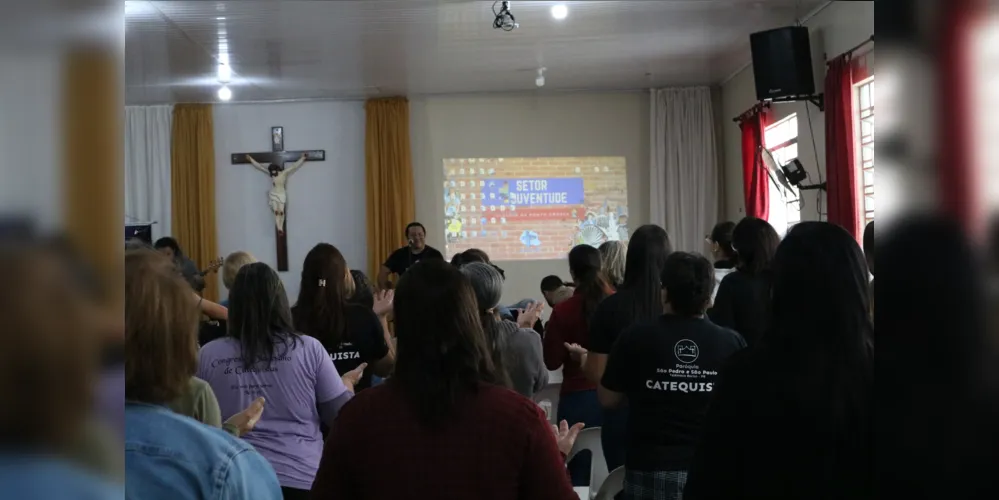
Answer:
[
  {"left": 342, "top": 362, "right": 368, "bottom": 392},
  {"left": 517, "top": 301, "right": 545, "bottom": 329},
  {"left": 372, "top": 290, "right": 394, "bottom": 318},
  {"left": 552, "top": 419, "right": 586, "bottom": 457},
  {"left": 224, "top": 397, "right": 265, "bottom": 437},
  {"left": 564, "top": 343, "right": 588, "bottom": 363}
]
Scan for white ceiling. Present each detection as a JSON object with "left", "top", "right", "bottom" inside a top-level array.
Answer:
[{"left": 125, "top": 0, "right": 827, "bottom": 104}]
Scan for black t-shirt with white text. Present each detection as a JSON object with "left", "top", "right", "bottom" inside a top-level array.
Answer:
[
  {"left": 589, "top": 290, "right": 642, "bottom": 355},
  {"left": 601, "top": 315, "right": 746, "bottom": 471},
  {"left": 383, "top": 245, "right": 444, "bottom": 276},
  {"left": 321, "top": 304, "right": 388, "bottom": 392}
]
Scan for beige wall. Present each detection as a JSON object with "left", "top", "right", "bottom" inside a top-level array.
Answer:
[
  {"left": 410, "top": 92, "right": 649, "bottom": 307},
  {"left": 720, "top": 1, "right": 875, "bottom": 222}
]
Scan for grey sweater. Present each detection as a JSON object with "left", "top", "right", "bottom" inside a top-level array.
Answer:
[{"left": 495, "top": 319, "right": 549, "bottom": 399}]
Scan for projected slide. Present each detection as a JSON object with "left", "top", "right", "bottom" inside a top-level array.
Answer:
[{"left": 442, "top": 157, "right": 629, "bottom": 260}]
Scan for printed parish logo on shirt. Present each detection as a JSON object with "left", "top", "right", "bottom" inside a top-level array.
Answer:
[{"left": 674, "top": 339, "right": 699, "bottom": 364}]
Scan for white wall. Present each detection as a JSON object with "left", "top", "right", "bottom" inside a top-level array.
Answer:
[
  {"left": 720, "top": 1, "right": 875, "bottom": 222},
  {"left": 409, "top": 92, "right": 649, "bottom": 307},
  {"left": 214, "top": 101, "right": 366, "bottom": 301}
]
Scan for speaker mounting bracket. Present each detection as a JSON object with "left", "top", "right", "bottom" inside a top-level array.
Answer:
[{"left": 767, "top": 93, "right": 824, "bottom": 112}]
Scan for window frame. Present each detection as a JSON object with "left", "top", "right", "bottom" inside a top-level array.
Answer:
[
  {"left": 854, "top": 76, "right": 875, "bottom": 226},
  {"left": 763, "top": 113, "right": 802, "bottom": 235}
]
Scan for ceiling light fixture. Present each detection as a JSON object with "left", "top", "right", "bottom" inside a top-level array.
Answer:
[
  {"left": 217, "top": 64, "right": 232, "bottom": 83},
  {"left": 218, "top": 86, "right": 232, "bottom": 101},
  {"left": 551, "top": 4, "right": 568, "bottom": 20}
]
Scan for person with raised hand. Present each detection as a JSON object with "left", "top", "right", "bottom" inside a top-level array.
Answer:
[{"left": 292, "top": 243, "right": 395, "bottom": 393}]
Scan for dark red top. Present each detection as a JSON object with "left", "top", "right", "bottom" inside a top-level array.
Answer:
[
  {"left": 311, "top": 381, "right": 576, "bottom": 500},
  {"left": 543, "top": 290, "right": 607, "bottom": 394}
]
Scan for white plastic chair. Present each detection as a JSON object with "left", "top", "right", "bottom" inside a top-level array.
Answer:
[
  {"left": 567, "top": 427, "right": 609, "bottom": 499},
  {"left": 592, "top": 466, "right": 625, "bottom": 500},
  {"left": 533, "top": 382, "right": 561, "bottom": 425}
]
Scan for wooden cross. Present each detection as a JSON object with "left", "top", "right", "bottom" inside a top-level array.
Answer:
[{"left": 230, "top": 126, "right": 325, "bottom": 272}]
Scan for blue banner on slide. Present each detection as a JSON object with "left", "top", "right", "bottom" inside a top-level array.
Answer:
[{"left": 481, "top": 178, "right": 584, "bottom": 206}]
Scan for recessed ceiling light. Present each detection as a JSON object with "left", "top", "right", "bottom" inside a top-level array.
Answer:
[
  {"left": 551, "top": 4, "right": 568, "bottom": 20},
  {"left": 218, "top": 86, "right": 232, "bottom": 101}
]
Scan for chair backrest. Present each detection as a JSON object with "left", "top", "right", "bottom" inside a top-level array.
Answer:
[
  {"left": 568, "top": 427, "right": 609, "bottom": 497},
  {"left": 592, "top": 466, "right": 625, "bottom": 500},
  {"left": 533, "top": 383, "right": 561, "bottom": 424}
]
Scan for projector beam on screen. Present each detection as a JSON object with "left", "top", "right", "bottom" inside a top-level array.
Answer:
[{"left": 442, "top": 157, "right": 630, "bottom": 261}]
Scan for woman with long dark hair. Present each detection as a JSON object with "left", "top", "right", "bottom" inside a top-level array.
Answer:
[
  {"left": 292, "top": 243, "right": 394, "bottom": 391},
  {"left": 461, "top": 262, "right": 548, "bottom": 398},
  {"left": 543, "top": 244, "right": 613, "bottom": 485},
  {"left": 311, "top": 259, "right": 579, "bottom": 500},
  {"left": 581, "top": 224, "right": 672, "bottom": 472},
  {"left": 198, "top": 262, "right": 364, "bottom": 500},
  {"left": 684, "top": 222, "right": 874, "bottom": 499},
  {"left": 706, "top": 221, "right": 737, "bottom": 301},
  {"left": 708, "top": 217, "right": 780, "bottom": 346}
]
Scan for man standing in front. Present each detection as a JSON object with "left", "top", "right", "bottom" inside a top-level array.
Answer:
[
  {"left": 377, "top": 222, "right": 444, "bottom": 289},
  {"left": 598, "top": 252, "right": 746, "bottom": 500}
]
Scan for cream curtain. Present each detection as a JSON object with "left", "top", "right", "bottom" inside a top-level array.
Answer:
[{"left": 650, "top": 87, "right": 720, "bottom": 252}]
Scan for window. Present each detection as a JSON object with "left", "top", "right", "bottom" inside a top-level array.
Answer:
[
  {"left": 855, "top": 77, "right": 875, "bottom": 225},
  {"left": 764, "top": 114, "right": 801, "bottom": 236}
]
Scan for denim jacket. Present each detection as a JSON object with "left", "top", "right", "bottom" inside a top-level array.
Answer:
[
  {"left": 125, "top": 402, "right": 281, "bottom": 500},
  {"left": 0, "top": 456, "right": 121, "bottom": 500}
]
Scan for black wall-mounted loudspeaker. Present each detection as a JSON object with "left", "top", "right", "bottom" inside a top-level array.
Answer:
[{"left": 750, "top": 26, "right": 815, "bottom": 101}]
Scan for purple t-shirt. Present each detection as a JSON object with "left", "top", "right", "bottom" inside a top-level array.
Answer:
[{"left": 197, "top": 334, "right": 346, "bottom": 490}]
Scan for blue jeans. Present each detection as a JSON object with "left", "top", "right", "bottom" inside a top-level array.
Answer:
[
  {"left": 602, "top": 404, "right": 629, "bottom": 472},
  {"left": 557, "top": 389, "right": 604, "bottom": 486}
]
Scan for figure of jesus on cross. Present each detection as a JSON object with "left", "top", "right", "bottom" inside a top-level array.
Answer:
[
  {"left": 244, "top": 152, "right": 307, "bottom": 234},
  {"left": 230, "top": 125, "right": 326, "bottom": 272}
]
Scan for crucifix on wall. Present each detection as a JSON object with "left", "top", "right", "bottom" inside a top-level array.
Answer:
[{"left": 230, "top": 126, "right": 325, "bottom": 271}]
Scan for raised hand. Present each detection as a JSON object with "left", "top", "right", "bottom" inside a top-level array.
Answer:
[
  {"left": 372, "top": 290, "right": 394, "bottom": 318},
  {"left": 552, "top": 419, "right": 586, "bottom": 457},
  {"left": 224, "top": 397, "right": 265, "bottom": 437},
  {"left": 517, "top": 301, "right": 545, "bottom": 329},
  {"left": 342, "top": 362, "right": 368, "bottom": 392}
]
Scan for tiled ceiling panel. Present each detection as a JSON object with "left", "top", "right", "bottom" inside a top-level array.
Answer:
[{"left": 125, "top": 0, "right": 827, "bottom": 104}]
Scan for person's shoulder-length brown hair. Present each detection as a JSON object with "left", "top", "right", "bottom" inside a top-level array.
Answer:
[{"left": 125, "top": 249, "right": 199, "bottom": 404}]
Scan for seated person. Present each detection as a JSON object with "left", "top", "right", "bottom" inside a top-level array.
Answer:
[
  {"left": 153, "top": 236, "right": 206, "bottom": 292},
  {"left": 599, "top": 252, "right": 746, "bottom": 499}
]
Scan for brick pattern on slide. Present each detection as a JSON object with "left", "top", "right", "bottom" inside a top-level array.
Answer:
[{"left": 442, "top": 157, "right": 629, "bottom": 261}]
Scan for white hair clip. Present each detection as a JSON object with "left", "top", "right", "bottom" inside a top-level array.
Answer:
[{"left": 318, "top": 279, "right": 326, "bottom": 287}]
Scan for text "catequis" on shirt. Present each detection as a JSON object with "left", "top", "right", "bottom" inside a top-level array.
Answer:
[{"left": 646, "top": 380, "right": 714, "bottom": 393}]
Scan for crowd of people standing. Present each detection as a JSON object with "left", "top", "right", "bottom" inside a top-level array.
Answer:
[{"left": 1, "top": 215, "right": 879, "bottom": 500}]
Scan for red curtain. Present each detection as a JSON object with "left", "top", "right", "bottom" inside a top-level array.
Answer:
[
  {"left": 825, "top": 56, "right": 861, "bottom": 241},
  {"left": 740, "top": 111, "right": 768, "bottom": 220}
]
